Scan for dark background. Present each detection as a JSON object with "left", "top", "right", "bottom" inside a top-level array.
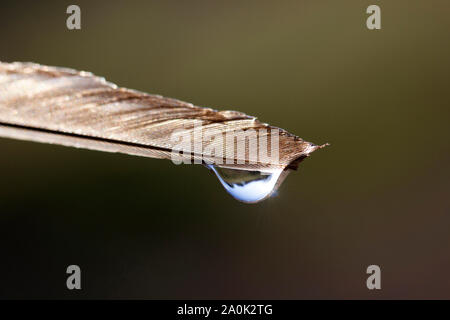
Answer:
[{"left": 0, "top": 0, "right": 449, "bottom": 299}]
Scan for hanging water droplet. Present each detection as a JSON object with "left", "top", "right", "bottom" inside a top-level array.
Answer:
[{"left": 206, "top": 165, "right": 289, "bottom": 203}]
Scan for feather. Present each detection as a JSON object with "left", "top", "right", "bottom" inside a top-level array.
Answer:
[{"left": 0, "top": 62, "right": 326, "bottom": 172}]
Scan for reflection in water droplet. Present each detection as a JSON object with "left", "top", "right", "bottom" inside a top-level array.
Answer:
[{"left": 206, "top": 165, "right": 288, "bottom": 203}]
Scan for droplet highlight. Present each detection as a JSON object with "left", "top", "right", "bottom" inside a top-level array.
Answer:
[{"left": 206, "top": 165, "right": 288, "bottom": 203}]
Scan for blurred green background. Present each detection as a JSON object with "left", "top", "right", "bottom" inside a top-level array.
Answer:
[{"left": 0, "top": 0, "right": 449, "bottom": 299}]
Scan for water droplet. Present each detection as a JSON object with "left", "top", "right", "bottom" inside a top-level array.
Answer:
[{"left": 206, "top": 165, "right": 289, "bottom": 203}]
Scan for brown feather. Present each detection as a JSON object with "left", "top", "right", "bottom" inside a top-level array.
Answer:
[{"left": 0, "top": 62, "right": 326, "bottom": 171}]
